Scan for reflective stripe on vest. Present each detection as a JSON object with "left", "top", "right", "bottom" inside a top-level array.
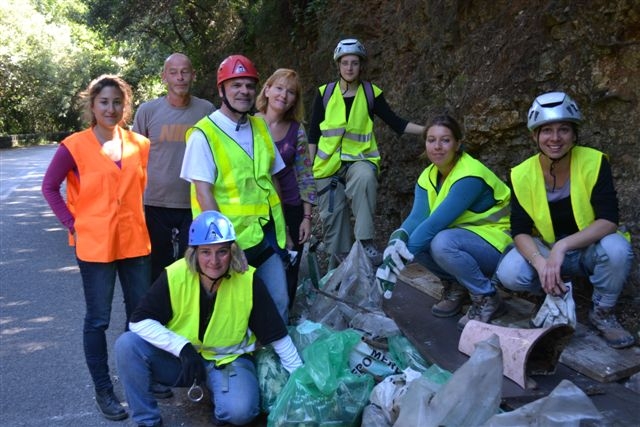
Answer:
[
  {"left": 186, "top": 116, "right": 286, "bottom": 249},
  {"left": 417, "top": 152, "right": 512, "bottom": 252},
  {"left": 511, "top": 146, "right": 629, "bottom": 243},
  {"left": 63, "top": 128, "right": 151, "bottom": 262},
  {"left": 166, "top": 259, "right": 257, "bottom": 365},
  {"left": 313, "top": 82, "right": 382, "bottom": 178}
]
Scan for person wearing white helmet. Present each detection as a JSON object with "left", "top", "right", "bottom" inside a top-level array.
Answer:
[
  {"left": 308, "top": 38, "right": 425, "bottom": 268},
  {"left": 496, "top": 91, "right": 634, "bottom": 349},
  {"left": 115, "top": 211, "right": 302, "bottom": 427}
]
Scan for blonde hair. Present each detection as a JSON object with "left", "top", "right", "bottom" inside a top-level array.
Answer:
[
  {"left": 256, "top": 68, "right": 305, "bottom": 122},
  {"left": 79, "top": 74, "right": 133, "bottom": 127},
  {"left": 184, "top": 242, "right": 246, "bottom": 275}
]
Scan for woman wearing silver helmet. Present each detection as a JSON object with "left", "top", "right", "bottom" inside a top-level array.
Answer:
[
  {"left": 308, "top": 38, "right": 425, "bottom": 268},
  {"left": 115, "top": 211, "right": 302, "bottom": 426},
  {"left": 495, "top": 92, "right": 634, "bottom": 349}
]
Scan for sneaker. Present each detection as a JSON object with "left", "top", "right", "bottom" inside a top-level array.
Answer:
[
  {"left": 362, "top": 240, "right": 383, "bottom": 266},
  {"left": 95, "top": 388, "right": 128, "bottom": 421},
  {"left": 151, "top": 382, "right": 173, "bottom": 399},
  {"left": 457, "top": 293, "right": 507, "bottom": 331},
  {"left": 588, "top": 307, "right": 635, "bottom": 349},
  {"left": 431, "top": 282, "right": 470, "bottom": 317}
]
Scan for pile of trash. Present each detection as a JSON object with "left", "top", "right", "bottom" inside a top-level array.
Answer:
[{"left": 257, "top": 242, "right": 603, "bottom": 426}]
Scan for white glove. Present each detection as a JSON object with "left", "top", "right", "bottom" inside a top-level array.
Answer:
[
  {"left": 376, "top": 264, "right": 398, "bottom": 300},
  {"left": 531, "top": 282, "right": 576, "bottom": 328},
  {"left": 383, "top": 230, "right": 414, "bottom": 275}
]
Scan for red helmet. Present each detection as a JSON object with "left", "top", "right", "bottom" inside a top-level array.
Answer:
[{"left": 217, "top": 55, "right": 259, "bottom": 86}]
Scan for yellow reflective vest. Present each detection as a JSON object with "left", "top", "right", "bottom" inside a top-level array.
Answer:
[
  {"left": 186, "top": 116, "right": 286, "bottom": 250},
  {"left": 166, "top": 259, "right": 257, "bottom": 365},
  {"left": 313, "top": 82, "right": 382, "bottom": 178},
  {"left": 417, "top": 152, "right": 512, "bottom": 252},
  {"left": 511, "top": 146, "right": 628, "bottom": 244}
]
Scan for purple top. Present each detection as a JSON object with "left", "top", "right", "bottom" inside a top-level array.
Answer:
[
  {"left": 42, "top": 143, "right": 122, "bottom": 234},
  {"left": 274, "top": 121, "right": 316, "bottom": 206}
]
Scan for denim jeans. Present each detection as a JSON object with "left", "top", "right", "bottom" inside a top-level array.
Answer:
[
  {"left": 255, "top": 252, "right": 289, "bottom": 323},
  {"left": 115, "top": 332, "right": 260, "bottom": 426},
  {"left": 77, "top": 255, "right": 151, "bottom": 391},
  {"left": 495, "top": 233, "right": 633, "bottom": 307},
  {"left": 414, "top": 228, "right": 502, "bottom": 295}
]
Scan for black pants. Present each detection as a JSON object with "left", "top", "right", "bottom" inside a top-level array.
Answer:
[
  {"left": 144, "top": 206, "right": 192, "bottom": 283},
  {"left": 282, "top": 203, "right": 304, "bottom": 308}
]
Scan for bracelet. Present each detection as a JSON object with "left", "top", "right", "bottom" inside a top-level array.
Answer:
[
  {"left": 303, "top": 214, "right": 312, "bottom": 220},
  {"left": 528, "top": 251, "right": 541, "bottom": 265}
]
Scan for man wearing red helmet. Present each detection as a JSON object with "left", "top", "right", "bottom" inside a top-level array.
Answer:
[{"left": 180, "top": 55, "right": 291, "bottom": 323}]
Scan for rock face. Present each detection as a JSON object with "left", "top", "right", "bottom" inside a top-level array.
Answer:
[{"left": 251, "top": 0, "right": 640, "bottom": 290}]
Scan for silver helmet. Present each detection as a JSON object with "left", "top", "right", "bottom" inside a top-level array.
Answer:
[
  {"left": 527, "top": 91, "right": 582, "bottom": 131},
  {"left": 333, "top": 39, "right": 367, "bottom": 62}
]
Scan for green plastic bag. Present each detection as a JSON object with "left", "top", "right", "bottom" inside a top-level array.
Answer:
[{"left": 268, "top": 329, "right": 374, "bottom": 426}]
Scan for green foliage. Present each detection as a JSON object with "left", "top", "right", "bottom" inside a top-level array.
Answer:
[{"left": 0, "top": 0, "right": 121, "bottom": 134}]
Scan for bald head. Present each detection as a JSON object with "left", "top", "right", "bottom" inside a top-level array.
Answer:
[
  {"left": 163, "top": 53, "right": 193, "bottom": 73},
  {"left": 162, "top": 53, "right": 195, "bottom": 105}
]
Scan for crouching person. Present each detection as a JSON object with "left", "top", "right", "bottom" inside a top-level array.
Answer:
[{"left": 115, "top": 211, "right": 303, "bottom": 427}]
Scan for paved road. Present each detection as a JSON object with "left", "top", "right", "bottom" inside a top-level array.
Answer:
[{"left": 0, "top": 145, "right": 267, "bottom": 426}]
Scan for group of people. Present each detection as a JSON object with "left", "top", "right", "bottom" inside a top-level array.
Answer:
[
  {"left": 41, "top": 38, "right": 635, "bottom": 427},
  {"left": 376, "top": 92, "right": 635, "bottom": 348}
]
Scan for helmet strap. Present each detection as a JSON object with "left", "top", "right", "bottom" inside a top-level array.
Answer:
[
  {"left": 198, "top": 267, "right": 231, "bottom": 294},
  {"left": 220, "top": 85, "right": 251, "bottom": 131}
]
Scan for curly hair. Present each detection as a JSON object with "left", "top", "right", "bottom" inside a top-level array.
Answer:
[{"left": 79, "top": 74, "right": 133, "bottom": 127}]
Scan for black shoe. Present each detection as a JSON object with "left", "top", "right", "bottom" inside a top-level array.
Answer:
[
  {"left": 95, "top": 388, "right": 128, "bottom": 421},
  {"left": 151, "top": 383, "right": 173, "bottom": 399}
]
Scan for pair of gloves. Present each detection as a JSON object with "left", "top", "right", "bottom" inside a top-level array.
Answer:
[
  {"left": 531, "top": 282, "right": 577, "bottom": 328},
  {"left": 375, "top": 229, "right": 414, "bottom": 299}
]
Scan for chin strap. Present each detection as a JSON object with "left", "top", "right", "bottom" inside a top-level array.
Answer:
[
  {"left": 220, "top": 86, "right": 250, "bottom": 131},
  {"left": 537, "top": 136, "right": 574, "bottom": 192}
]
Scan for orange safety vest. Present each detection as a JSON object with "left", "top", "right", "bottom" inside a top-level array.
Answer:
[{"left": 63, "top": 128, "right": 151, "bottom": 262}]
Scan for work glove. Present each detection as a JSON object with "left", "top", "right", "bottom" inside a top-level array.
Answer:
[
  {"left": 531, "top": 282, "right": 577, "bottom": 328},
  {"left": 376, "top": 263, "right": 398, "bottom": 300},
  {"left": 179, "top": 343, "right": 207, "bottom": 385},
  {"left": 383, "top": 229, "right": 414, "bottom": 275}
]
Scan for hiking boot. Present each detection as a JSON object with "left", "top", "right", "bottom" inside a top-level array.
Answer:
[
  {"left": 151, "top": 382, "right": 173, "bottom": 399},
  {"left": 362, "top": 240, "right": 383, "bottom": 266},
  {"left": 588, "top": 307, "right": 635, "bottom": 349},
  {"left": 431, "top": 282, "right": 469, "bottom": 317},
  {"left": 95, "top": 388, "right": 128, "bottom": 421},
  {"left": 457, "top": 293, "right": 507, "bottom": 331}
]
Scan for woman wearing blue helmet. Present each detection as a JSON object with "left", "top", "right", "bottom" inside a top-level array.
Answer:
[
  {"left": 496, "top": 92, "right": 634, "bottom": 349},
  {"left": 115, "top": 211, "right": 302, "bottom": 426}
]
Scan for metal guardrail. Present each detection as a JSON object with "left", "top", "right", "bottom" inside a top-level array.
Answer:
[{"left": 0, "top": 132, "right": 72, "bottom": 149}]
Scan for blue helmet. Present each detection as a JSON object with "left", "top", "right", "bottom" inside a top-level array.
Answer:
[{"left": 189, "top": 211, "right": 236, "bottom": 246}]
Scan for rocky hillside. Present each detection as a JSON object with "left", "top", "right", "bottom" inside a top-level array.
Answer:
[{"left": 245, "top": 0, "right": 640, "bottom": 291}]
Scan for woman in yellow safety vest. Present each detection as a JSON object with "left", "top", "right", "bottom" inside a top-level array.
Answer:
[
  {"left": 495, "top": 92, "right": 634, "bottom": 349},
  {"left": 376, "top": 114, "right": 512, "bottom": 331},
  {"left": 115, "top": 211, "right": 302, "bottom": 426},
  {"left": 308, "top": 38, "right": 425, "bottom": 268},
  {"left": 42, "top": 74, "right": 151, "bottom": 421}
]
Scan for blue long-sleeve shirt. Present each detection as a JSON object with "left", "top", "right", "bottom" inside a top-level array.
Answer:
[{"left": 401, "top": 176, "right": 498, "bottom": 253}]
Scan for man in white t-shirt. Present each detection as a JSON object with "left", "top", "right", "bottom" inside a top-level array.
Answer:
[
  {"left": 180, "top": 54, "right": 290, "bottom": 322},
  {"left": 133, "top": 53, "right": 214, "bottom": 283}
]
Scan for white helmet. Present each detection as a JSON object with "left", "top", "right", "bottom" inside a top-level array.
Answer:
[
  {"left": 527, "top": 91, "right": 582, "bottom": 132},
  {"left": 333, "top": 39, "right": 367, "bottom": 62},
  {"left": 189, "top": 211, "right": 236, "bottom": 246}
]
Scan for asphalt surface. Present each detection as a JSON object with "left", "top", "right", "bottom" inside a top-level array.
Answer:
[{"left": 0, "top": 145, "right": 267, "bottom": 426}]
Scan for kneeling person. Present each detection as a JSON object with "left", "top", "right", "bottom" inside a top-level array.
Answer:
[{"left": 115, "top": 211, "right": 302, "bottom": 427}]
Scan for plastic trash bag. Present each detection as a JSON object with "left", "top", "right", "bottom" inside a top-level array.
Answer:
[
  {"left": 268, "top": 329, "right": 374, "bottom": 426},
  {"left": 531, "top": 282, "right": 577, "bottom": 328},
  {"left": 289, "top": 320, "right": 333, "bottom": 352},
  {"left": 482, "top": 379, "right": 602, "bottom": 426},
  {"left": 256, "top": 346, "right": 289, "bottom": 413},
  {"left": 387, "top": 335, "right": 431, "bottom": 374},
  {"left": 349, "top": 312, "right": 401, "bottom": 341},
  {"left": 349, "top": 340, "right": 402, "bottom": 378},
  {"left": 394, "top": 335, "right": 503, "bottom": 427}
]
